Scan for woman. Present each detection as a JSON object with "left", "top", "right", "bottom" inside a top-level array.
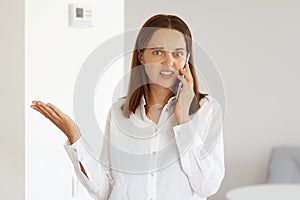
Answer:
[{"left": 31, "top": 14, "right": 225, "bottom": 200}]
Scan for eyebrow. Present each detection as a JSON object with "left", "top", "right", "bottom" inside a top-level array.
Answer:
[{"left": 146, "top": 47, "right": 186, "bottom": 51}]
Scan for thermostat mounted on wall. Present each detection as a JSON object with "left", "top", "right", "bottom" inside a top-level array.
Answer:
[{"left": 69, "top": 4, "right": 92, "bottom": 28}]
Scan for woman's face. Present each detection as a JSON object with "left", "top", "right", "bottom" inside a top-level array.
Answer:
[{"left": 138, "top": 28, "right": 188, "bottom": 89}]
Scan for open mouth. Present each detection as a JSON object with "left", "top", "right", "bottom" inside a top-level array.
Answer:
[
  {"left": 160, "top": 71, "right": 174, "bottom": 75},
  {"left": 159, "top": 70, "right": 175, "bottom": 79},
  {"left": 160, "top": 70, "right": 175, "bottom": 75}
]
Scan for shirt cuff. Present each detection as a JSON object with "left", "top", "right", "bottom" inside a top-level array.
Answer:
[{"left": 64, "top": 137, "right": 94, "bottom": 164}]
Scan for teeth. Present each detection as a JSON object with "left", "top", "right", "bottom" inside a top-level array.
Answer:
[{"left": 160, "top": 71, "right": 173, "bottom": 75}]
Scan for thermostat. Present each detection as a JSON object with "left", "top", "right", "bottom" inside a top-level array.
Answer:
[{"left": 69, "top": 4, "right": 92, "bottom": 28}]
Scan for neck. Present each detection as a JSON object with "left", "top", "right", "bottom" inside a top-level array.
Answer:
[{"left": 146, "top": 84, "right": 173, "bottom": 106}]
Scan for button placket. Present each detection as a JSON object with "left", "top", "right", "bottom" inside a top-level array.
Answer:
[
  {"left": 148, "top": 170, "right": 157, "bottom": 200},
  {"left": 148, "top": 128, "right": 159, "bottom": 200}
]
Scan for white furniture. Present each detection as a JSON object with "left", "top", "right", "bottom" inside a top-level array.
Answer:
[{"left": 226, "top": 184, "right": 300, "bottom": 200}]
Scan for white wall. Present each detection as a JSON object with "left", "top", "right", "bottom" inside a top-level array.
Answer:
[
  {"left": 3, "top": 1, "right": 300, "bottom": 199},
  {"left": 125, "top": 1, "right": 300, "bottom": 200},
  {"left": 0, "top": 0, "right": 24, "bottom": 199},
  {"left": 25, "top": 0, "right": 123, "bottom": 199}
]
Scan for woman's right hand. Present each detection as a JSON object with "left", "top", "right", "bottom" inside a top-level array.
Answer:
[{"left": 30, "top": 100, "right": 80, "bottom": 144}]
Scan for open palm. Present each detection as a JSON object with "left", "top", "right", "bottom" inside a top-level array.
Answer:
[{"left": 30, "top": 101, "right": 80, "bottom": 144}]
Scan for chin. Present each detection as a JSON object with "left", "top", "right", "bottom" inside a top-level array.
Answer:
[
  {"left": 149, "top": 77, "right": 177, "bottom": 91},
  {"left": 157, "top": 82, "right": 177, "bottom": 92}
]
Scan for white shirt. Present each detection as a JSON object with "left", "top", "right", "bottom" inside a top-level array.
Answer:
[{"left": 64, "top": 95, "right": 225, "bottom": 200}]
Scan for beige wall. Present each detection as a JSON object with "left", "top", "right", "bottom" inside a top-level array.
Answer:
[
  {"left": 125, "top": 1, "right": 300, "bottom": 200},
  {"left": 0, "top": 0, "right": 25, "bottom": 199}
]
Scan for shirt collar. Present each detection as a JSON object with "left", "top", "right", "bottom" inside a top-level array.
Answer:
[{"left": 141, "top": 95, "right": 177, "bottom": 107}]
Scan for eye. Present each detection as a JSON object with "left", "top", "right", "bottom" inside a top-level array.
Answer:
[
  {"left": 174, "top": 51, "right": 184, "bottom": 57},
  {"left": 153, "top": 50, "right": 162, "bottom": 56}
]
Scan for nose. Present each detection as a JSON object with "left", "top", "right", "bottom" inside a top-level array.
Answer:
[{"left": 162, "top": 52, "right": 175, "bottom": 66}]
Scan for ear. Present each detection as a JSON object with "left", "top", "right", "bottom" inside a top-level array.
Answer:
[{"left": 137, "top": 50, "right": 144, "bottom": 64}]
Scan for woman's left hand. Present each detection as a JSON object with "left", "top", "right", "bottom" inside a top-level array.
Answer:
[{"left": 175, "top": 62, "right": 195, "bottom": 124}]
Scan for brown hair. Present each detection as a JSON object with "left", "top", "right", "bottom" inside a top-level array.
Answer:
[{"left": 121, "top": 14, "right": 208, "bottom": 118}]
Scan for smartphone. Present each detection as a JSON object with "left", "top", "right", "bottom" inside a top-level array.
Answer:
[{"left": 175, "top": 53, "right": 190, "bottom": 100}]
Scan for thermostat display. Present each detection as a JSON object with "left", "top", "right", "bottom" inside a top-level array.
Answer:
[{"left": 69, "top": 4, "right": 92, "bottom": 28}]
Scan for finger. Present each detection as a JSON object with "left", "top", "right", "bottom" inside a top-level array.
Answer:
[
  {"left": 35, "top": 103, "right": 53, "bottom": 120},
  {"left": 185, "top": 62, "right": 191, "bottom": 72},
  {"left": 184, "top": 63, "right": 192, "bottom": 75},
  {"left": 179, "top": 68, "right": 193, "bottom": 83},
  {"left": 46, "top": 103, "right": 64, "bottom": 118},
  {"left": 31, "top": 104, "right": 46, "bottom": 117},
  {"left": 31, "top": 105, "right": 62, "bottom": 129},
  {"left": 177, "top": 74, "right": 189, "bottom": 87},
  {"left": 35, "top": 101, "right": 60, "bottom": 121},
  {"left": 31, "top": 101, "right": 49, "bottom": 117},
  {"left": 41, "top": 102, "right": 61, "bottom": 119}
]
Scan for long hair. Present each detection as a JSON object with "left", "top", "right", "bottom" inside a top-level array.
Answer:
[{"left": 121, "top": 14, "right": 208, "bottom": 118}]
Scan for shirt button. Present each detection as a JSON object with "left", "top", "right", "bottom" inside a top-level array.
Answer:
[
  {"left": 151, "top": 173, "right": 155, "bottom": 177},
  {"left": 165, "top": 108, "right": 168, "bottom": 112},
  {"left": 152, "top": 151, "right": 156, "bottom": 155},
  {"left": 154, "top": 128, "right": 158, "bottom": 132}
]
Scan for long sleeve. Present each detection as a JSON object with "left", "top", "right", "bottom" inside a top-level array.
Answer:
[
  {"left": 173, "top": 97, "right": 225, "bottom": 198},
  {"left": 64, "top": 110, "right": 113, "bottom": 200}
]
